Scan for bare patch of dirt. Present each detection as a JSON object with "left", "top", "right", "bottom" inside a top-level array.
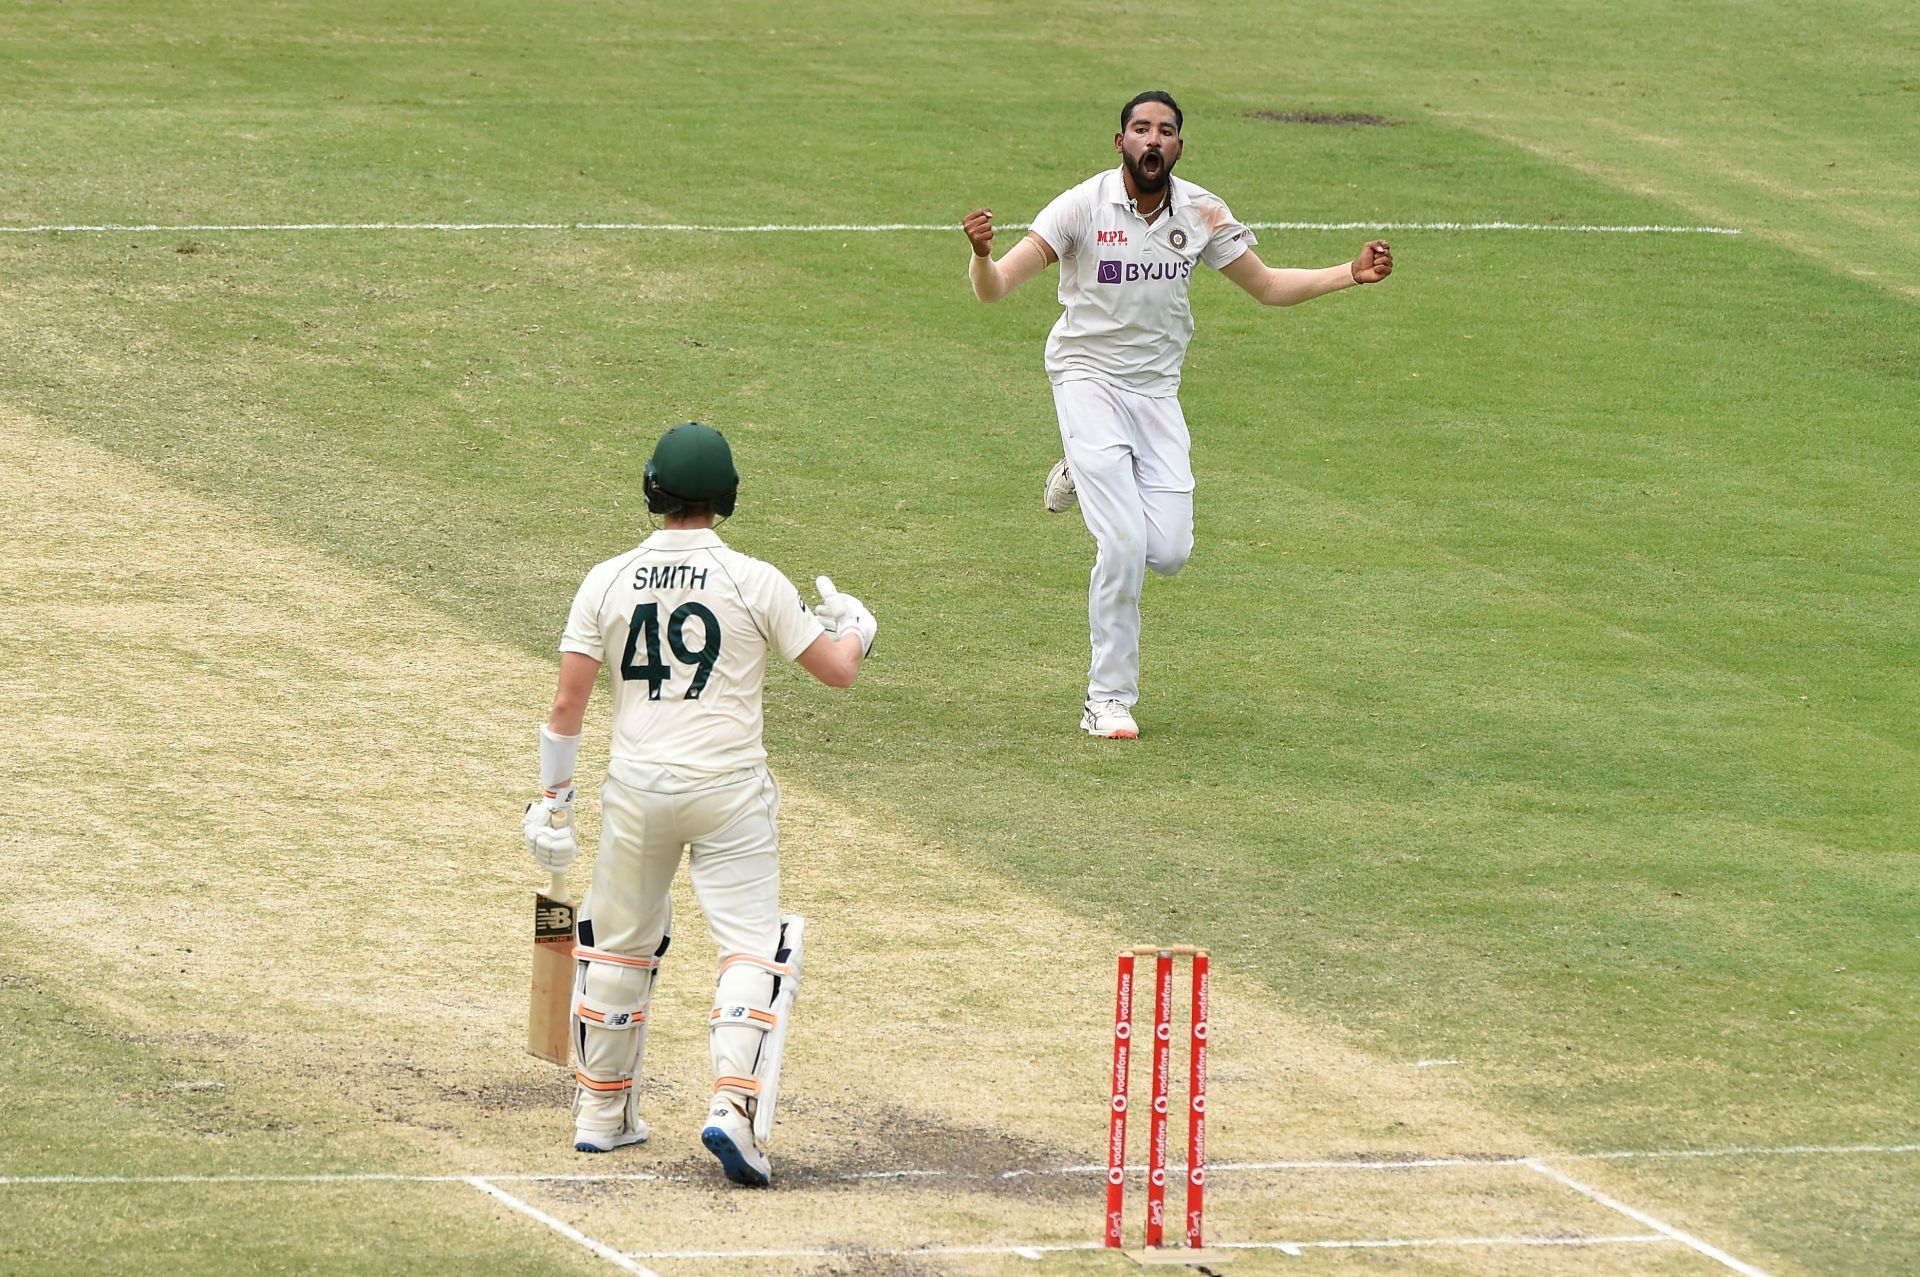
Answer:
[
  {"left": 1248, "top": 109, "right": 1394, "bottom": 126},
  {"left": 465, "top": 1071, "right": 575, "bottom": 1113},
  {"left": 798, "top": 1259, "right": 960, "bottom": 1277},
  {"left": 774, "top": 1101, "right": 1087, "bottom": 1201}
]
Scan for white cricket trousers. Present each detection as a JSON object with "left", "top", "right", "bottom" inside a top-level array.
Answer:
[
  {"left": 579, "top": 762, "right": 783, "bottom": 1124},
  {"left": 1053, "top": 377, "right": 1195, "bottom": 706}
]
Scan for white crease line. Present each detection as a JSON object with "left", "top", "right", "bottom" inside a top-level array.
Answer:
[
  {"left": 1202, "top": 1155, "right": 1522, "bottom": 1171},
  {"left": 1066, "top": 1154, "right": 1528, "bottom": 1175},
  {"left": 3, "top": 1139, "right": 1913, "bottom": 1187},
  {"left": 0, "top": 219, "right": 1742, "bottom": 236},
  {"left": 0, "top": 1159, "right": 1519, "bottom": 1187},
  {"left": 1239, "top": 1232, "right": 1672, "bottom": 1255},
  {"left": 466, "top": 1176, "right": 662, "bottom": 1277},
  {"left": 628, "top": 1241, "right": 1101, "bottom": 1260},
  {"left": 0, "top": 1171, "right": 476, "bottom": 1185},
  {"left": 1041, "top": 1141, "right": 1920, "bottom": 1178},
  {"left": 1525, "top": 1159, "right": 1771, "bottom": 1276},
  {"left": 1552, "top": 1141, "right": 1920, "bottom": 1163},
  {"left": 627, "top": 1233, "right": 1674, "bottom": 1261},
  {"left": 0, "top": 1171, "right": 677, "bottom": 1185},
  {"left": 838, "top": 1166, "right": 960, "bottom": 1181}
]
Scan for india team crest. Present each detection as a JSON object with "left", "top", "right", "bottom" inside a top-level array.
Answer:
[{"left": 1169, "top": 228, "right": 1188, "bottom": 250}]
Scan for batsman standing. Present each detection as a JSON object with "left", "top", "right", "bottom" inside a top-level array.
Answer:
[
  {"left": 522, "top": 422, "right": 877, "bottom": 1187},
  {"left": 964, "top": 90, "right": 1394, "bottom": 738}
]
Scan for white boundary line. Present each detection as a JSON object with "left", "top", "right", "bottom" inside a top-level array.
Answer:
[
  {"left": 1525, "top": 1159, "right": 1772, "bottom": 1275},
  {"left": 465, "top": 1176, "right": 662, "bottom": 1277},
  {"left": 0, "top": 218, "right": 1741, "bottom": 236},
  {"left": 2, "top": 1139, "right": 1913, "bottom": 1187}
]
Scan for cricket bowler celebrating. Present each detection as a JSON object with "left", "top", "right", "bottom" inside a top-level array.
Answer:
[
  {"left": 964, "top": 91, "right": 1394, "bottom": 738},
  {"left": 523, "top": 422, "right": 877, "bottom": 1187}
]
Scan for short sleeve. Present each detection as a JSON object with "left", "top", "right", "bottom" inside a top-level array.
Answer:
[
  {"left": 766, "top": 572, "right": 828, "bottom": 662},
  {"left": 1200, "top": 200, "right": 1257, "bottom": 270},
  {"left": 1028, "top": 186, "right": 1085, "bottom": 261},
  {"left": 559, "top": 566, "right": 609, "bottom": 660}
]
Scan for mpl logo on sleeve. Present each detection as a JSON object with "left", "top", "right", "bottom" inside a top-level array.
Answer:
[{"left": 1096, "top": 229, "right": 1129, "bottom": 245}]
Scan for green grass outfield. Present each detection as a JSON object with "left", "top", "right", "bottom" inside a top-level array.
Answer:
[{"left": 2, "top": 1, "right": 1916, "bottom": 1273}]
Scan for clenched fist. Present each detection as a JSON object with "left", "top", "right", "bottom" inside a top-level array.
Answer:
[
  {"left": 962, "top": 208, "right": 996, "bottom": 258},
  {"left": 1350, "top": 240, "right": 1393, "bottom": 284}
]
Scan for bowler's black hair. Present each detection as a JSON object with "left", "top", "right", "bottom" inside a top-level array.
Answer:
[{"left": 1120, "top": 91, "right": 1183, "bottom": 133}]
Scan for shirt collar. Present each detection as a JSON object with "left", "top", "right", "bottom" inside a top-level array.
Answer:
[
  {"left": 641, "top": 527, "right": 726, "bottom": 550},
  {"left": 1102, "top": 166, "right": 1183, "bottom": 218}
]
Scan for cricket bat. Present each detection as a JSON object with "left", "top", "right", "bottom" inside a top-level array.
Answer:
[{"left": 526, "top": 870, "right": 576, "bottom": 1065}]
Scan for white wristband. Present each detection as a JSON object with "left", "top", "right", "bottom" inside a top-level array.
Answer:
[{"left": 538, "top": 724, "right": 582, "bottom": 791}]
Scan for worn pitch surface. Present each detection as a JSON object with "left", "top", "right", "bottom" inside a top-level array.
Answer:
[{"left": 2, "top": 413, "right": 1779, "bottom": 1273}]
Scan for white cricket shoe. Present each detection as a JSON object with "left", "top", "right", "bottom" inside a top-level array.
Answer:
[
  {"left": 1044, "top": 458, "right": 1077, "bottom": 513},
  {"left": 700, "top": 1099, "right": 771, "bottom": 1187},
  {"left": 1081, "top": 699, "right": 1140, "bottom": 740},
  {"left": 574, "top": 1118, "right": 648, "bottom": 1153}
]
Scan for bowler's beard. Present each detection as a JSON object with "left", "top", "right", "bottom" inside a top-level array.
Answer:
[{"left": 1123, "top": 147, "right": 1175, "bottom": 195}]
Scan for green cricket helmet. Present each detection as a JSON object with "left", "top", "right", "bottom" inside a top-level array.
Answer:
[{"left": 644, "top": 422, "right": 740, "bottom": 517}]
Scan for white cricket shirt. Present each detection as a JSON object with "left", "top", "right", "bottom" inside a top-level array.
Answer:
[
  {"left": 561, "top": 528, "right": 825, "bottom": 778},
  {"left": 1028, "top": 167, "right": 1255, "bottom": 396}
]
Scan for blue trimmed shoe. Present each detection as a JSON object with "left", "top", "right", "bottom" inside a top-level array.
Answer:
[{"left": 700, "top": 1100, "right": 771, "bottom": 1186}]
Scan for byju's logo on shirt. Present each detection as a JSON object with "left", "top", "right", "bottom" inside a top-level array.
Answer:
[{"left": 1097, "top": 259, "right": 1196, "bottom": 284}]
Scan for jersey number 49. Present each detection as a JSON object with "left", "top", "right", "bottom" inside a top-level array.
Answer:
[{"left": 621, "top": 601, "right": 722, "bottom": 700}]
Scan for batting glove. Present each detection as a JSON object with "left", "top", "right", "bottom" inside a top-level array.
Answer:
[
  {"left": 523, "top": 786, "right": 579, "bottom": 873},
  {"left": 814, "top": 576, "right": 878, "bottom": 656}
]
